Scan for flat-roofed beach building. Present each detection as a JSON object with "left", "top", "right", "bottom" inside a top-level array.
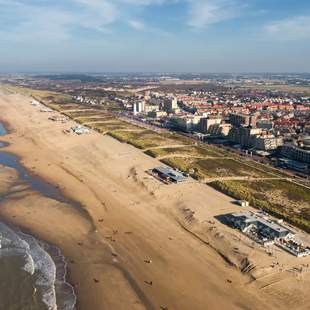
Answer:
[
  {"left": 152, "top": 166, "right": 187, "bottom": 183},
  {"left": 228, "top": 212, "right": 290, "bottom": 239}
]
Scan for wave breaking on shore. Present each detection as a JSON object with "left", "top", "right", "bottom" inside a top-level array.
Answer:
[{"left": 0, "top": 221, "right": 76, "bottom": 310}]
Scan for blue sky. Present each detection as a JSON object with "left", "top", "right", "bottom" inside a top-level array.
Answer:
[{"left": 0, "top": 0, "right": 309, "bottom": 73}]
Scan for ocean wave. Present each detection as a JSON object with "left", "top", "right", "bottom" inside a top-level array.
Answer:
[
  {"left": 0, "top": 222, "right": 76, "bottom": 310},
  {"left": 16, "top": 231, "right": 57, "bottom": 310},
  {"left": 22, "top": 253, "right": 35, "bottom": 275},
  {"left": 41, "top": 242, "right": 77, "bottom": 310}
]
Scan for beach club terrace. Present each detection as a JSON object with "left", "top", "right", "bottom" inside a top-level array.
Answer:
[
  {"left": 223, "top": 211, "right": 310, "bottom": 257},
  {"left": 227, "top": 211, "right": 291, "bottom": 239},
  {"left": 151, "top": 166, "right": 188, "bottom": 184}
]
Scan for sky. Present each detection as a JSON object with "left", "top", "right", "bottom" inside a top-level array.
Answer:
[{"left": 0, "top": 0, "right": 309, "bottom": 73}]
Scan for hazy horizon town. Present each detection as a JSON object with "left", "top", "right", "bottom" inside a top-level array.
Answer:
[{"left": 3, "top": 73, "right": 310, "bottom": 174}]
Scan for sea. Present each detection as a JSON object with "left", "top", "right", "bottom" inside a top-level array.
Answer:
[{"left": 0, "top": 122, "right": 76, "bottom": 310}]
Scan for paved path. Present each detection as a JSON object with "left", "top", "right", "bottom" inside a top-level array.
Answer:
[
  {"left": 61, "top": 108, "right": 99, "bottom": 113},
  {"left": 143, "top": 144, "right": 193, "bottom": 152},
  {"left": 72, "top": 114, "right": 108, "bottom": 120},
  {"left": 157, "top": 154, "right": 228, "bottom": 160},
  {"left": 204, "top": 176, "right": 290, "bottom": 183},
  {"left": 111, "top": 129, "right": 145, "bottom": 132}
]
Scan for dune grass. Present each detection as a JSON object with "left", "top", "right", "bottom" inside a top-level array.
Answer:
[
  {"left": 108, "top": 130, "right": 182, "bottom": 149},
  {"left": 145, "top": 145, "right": 224, "bottom": 158},
  {"left": 161, "top": 157, "right": 273, "bottom": 179},
  {"left": 210, "top": 179, "right": 310, "bottom": 232}
]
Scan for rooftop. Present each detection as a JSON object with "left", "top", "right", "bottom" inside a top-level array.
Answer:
[
  {"left": 153, "top": 166, "right": 187, "bottom": 183},
  {"left": 231, "top": 211, "right": 290, "bottom": 234}
]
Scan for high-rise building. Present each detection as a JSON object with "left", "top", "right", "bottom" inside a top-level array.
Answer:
[
  {"left": 228, "top": 127, "right": 262, "bottom": 147},
  {"left": 253, "top": 135, "right": 283, "bottom": 151},
  {"left": 200, "top": 117, "right": 222, "bottom": 133},
  {"left": 170, "top": 115, "right": 202, "bottom": 131},
  {"left": 229, "top": 113, "right": 257, "bottom": 128},
  {"left": 133, "top": 101, "right": 145, "bottom": 115},
  {"left": 164, "top": 98, "right": 178, "bottom": 112}
]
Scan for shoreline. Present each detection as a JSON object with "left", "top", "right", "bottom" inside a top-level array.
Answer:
[
  {"left": 0, "top": 118, "right": 11, "bottom": 134},
  {"left": 0, "top": 131, "right": 96, "bottom": 232},
  {"left": 0, "top": 121, "right": 77, "bottom": 310},
  {"left": 0, "top": 218, "right": 76, "bottom": 310},
  {"left": 0, "top": 214, "right": 78, "bottom": 309},
  {"left": 0, "top": 89, "right": 309, "bottom": 309}
]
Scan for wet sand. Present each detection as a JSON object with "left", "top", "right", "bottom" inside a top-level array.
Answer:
[{"left": 0, "top": 89, "right": 309, "bottom": 310}]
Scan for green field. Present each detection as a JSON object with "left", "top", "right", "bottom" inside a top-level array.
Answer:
[
  {"left": 236, "top": 84, "right": 310, "bottom": 96},
  {"left": 145, "top": 145, "right": 223, "bottom": 158},
  {"left": 233, "top": 157, "right": 288, "bottom": 177},
  {"left": 59, "top": 105, "right": 92, "bottom": 111},
  {"left": 161, "top": 157, "right": 274, "bottom": 180},
  {"left": 77, "top": 116, "right": 115, "bottom": 123},
  {"left": 160, "top": 132, "right": 195, "bottom": 145},
  {"left": 108, "top": 130, "right": 190, "bottom": 149},
  {"left": 90, "top": 122, "right": 141, "bottom": 133},
  {"left": 64, "top": 110, "right": 106, "bottom": 118}
]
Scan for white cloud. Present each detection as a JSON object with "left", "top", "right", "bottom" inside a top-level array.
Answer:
[
  {"left": 265, "top": 16, "right": 310, "bottom": 41},
  {"left": 122, "top": 0, "right": 169, "bottom": 4},
  {"left": 187, "top": 0, "right": 244, "bottom": 29},
  {"left": 0, "top": 0, "right": 119, "bottom": 43},
  {"left": 0, "top": 0, "right": 247, "bottom": 44},
  {"left": 129, "top": 20, "right": 145, "bottom": 30}
]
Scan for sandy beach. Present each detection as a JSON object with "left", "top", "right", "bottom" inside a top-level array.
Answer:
[{"left": 0, "top": 89, "right": 309, "bottom": 310}]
